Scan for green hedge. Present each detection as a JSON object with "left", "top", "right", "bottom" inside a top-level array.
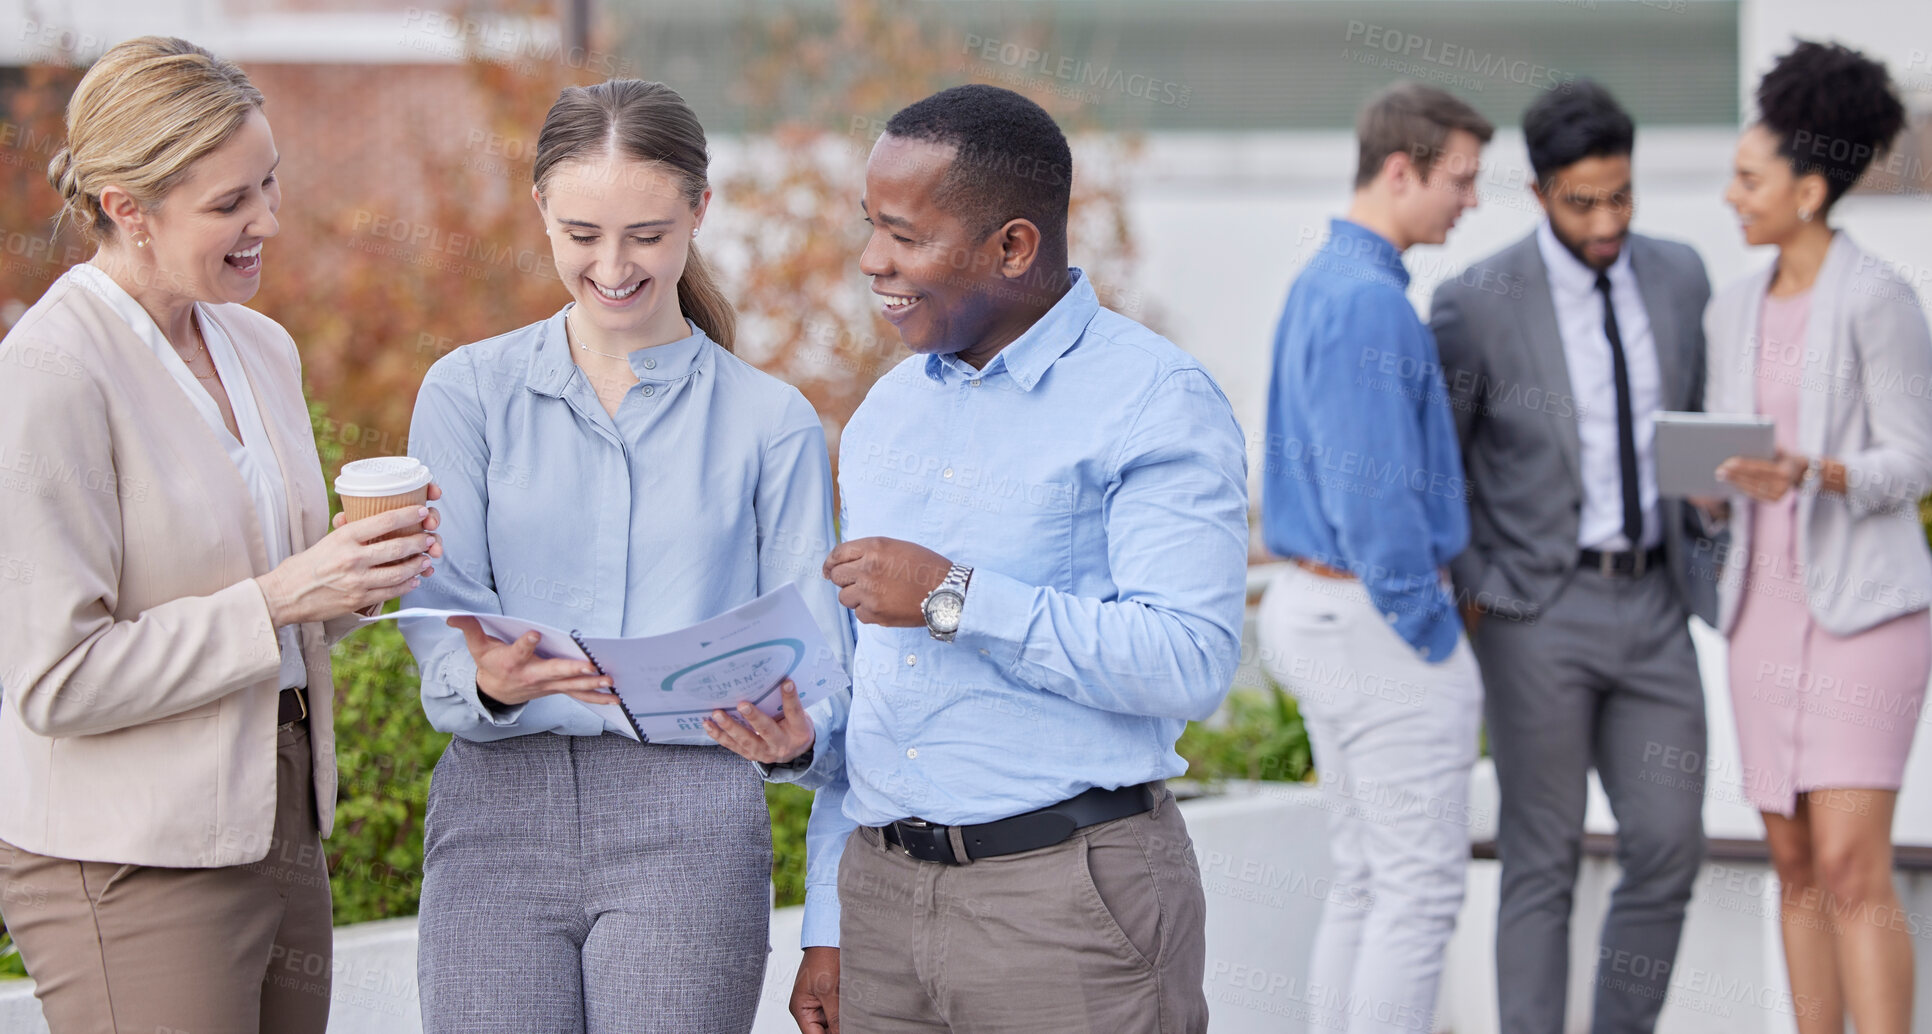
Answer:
[
  {"left": 326, "top": 619, "right": 447, "bottom": 923},
  {"left": 768, "top": 783, "right": 815, "bottom": 907},
  {"left": 1177, "top": 685, "right": 1313, "bottom": 785}
]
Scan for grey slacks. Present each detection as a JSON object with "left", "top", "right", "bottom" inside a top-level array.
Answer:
[
  {"left": 0, "top": 722, "right": 333, "bottom": 1034},
  {"left": 417, "top": 734, "right": 771, "bottom": 1034},
  {"left": 837, "top": 784, "right": 1209, "bottom": 1034},
  {"left": 1475, "top": 565, "right": 1707, "bottom": 1034}
]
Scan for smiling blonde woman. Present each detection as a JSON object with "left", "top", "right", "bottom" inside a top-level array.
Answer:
[{"left": 0, "top": 37, "right": 444, "bottom": 1034}]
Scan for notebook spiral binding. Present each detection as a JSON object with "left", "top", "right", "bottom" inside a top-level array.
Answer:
[{"left": 570, "top": 630, "right": 649, "bottom": 742}]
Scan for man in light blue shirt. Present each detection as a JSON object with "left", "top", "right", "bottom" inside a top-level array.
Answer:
[{"left": 708, "top": 85, "right": 1247, "bottom": 1033}]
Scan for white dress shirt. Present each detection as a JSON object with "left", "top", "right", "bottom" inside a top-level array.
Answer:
[
  {"left": 66, "top": 263, "right": 307, "bottom": 690},
  {"left": 1536, "top": 221, "right": 1662, "bottom": 551}
]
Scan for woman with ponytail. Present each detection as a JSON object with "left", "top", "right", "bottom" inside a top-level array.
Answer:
[{"left": 397, "top": 79, "right": 849, "bottom": 1034}]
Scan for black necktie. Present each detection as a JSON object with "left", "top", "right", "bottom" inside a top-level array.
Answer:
[{"left": 1595, "top": 272, "right": 1643, "bottom": 546}]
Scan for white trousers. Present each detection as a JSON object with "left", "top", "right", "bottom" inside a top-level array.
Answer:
[{"left": 1257, "top": 564, "right": 1483, "bottom": 1034}]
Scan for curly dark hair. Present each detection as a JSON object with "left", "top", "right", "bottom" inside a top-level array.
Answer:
[{"left": 1755, "top": 40, "right": 1906, "bottom": 210}]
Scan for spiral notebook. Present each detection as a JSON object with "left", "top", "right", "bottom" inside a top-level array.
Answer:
[{"left": 368, "top": 582, "right": 848, "bottom": 745}]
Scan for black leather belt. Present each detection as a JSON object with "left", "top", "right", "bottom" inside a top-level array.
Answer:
[
  {"left": 278, "top": 687, "right": 308, "bottom": 727},
  {"left": 1579, "top": 545, "right": 1665, "bottom": 578},
  {"left": 878, "top": 782, "right": 1158, "bottom": 865}
]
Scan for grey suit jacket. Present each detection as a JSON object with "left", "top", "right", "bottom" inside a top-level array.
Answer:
[
  {"left": 1430, "top": 230, "right": 1715, "bottom": 624},
  {"left": 1703, "top": 231, "right": 1932, "bottom": 636}
]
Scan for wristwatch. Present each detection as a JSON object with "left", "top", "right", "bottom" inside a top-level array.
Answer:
[
  {"left": 922, "top": 562, "right": 973, "bottom": 642},
  {"left": 755, "top": 746, "right": 815, "bottom": 779}
]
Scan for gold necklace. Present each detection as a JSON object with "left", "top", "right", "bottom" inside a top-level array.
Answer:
[
  {"left": 175, "top": 333, "right": 207, "bottom": 365},
  {"left": 565, "top": 306, "right": 639, "bottom": 362},
  {"left": 178, "top": 334, "right": 220, "bottom": 381}
]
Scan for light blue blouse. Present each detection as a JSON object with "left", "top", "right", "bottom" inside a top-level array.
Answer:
[{"left": 399, "top": 307, "right": 849, "bottom": 740}]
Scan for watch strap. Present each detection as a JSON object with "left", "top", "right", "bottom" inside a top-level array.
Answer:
[
  {"left": 923, "top": 562, "right": 973, "bottom": 641},
  {"left": 755, "top": 745, "right": 815, "bottom": 778}
]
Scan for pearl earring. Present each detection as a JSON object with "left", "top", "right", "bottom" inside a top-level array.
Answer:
[
  {"left": 134, "top": 233, "right": 149, "bottom": 248},
  {"left": 1798, "top": 207, "right": 1812, "bottom": 223}
]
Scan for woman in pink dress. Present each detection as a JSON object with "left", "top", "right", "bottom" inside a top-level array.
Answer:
[{"left": 1704, "top": 42, "right": 1931, "bottom": 1034}]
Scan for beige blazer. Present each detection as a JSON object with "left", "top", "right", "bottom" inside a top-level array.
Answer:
[
  {"left": 1703, "top": 231, "right": 1932, "bottom": 636},
  {"left": 0, "top": 274, "right": 350, "bottom": 867}
]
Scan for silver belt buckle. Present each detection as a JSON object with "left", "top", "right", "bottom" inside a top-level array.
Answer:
[
  {"left": 898, "top": 818, "right": 931, "bottom": 858},
  {"left": 1597, "top": 549, "right": 1645, "bottom": 578}
]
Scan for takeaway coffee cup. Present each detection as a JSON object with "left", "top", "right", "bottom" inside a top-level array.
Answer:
[{"left": 334, "top": 457, "right": 432, "bottom": 540}]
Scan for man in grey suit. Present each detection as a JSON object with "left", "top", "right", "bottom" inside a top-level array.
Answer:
[{"left": 1430, "top": 81, "right": 1713, "bottom": 1034}]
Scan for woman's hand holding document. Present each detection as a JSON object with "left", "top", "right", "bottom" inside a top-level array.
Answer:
[
  {"left": 445, "top": 615, "right": 622, "bottom": 708},
  {"left": 366, "top": 582, "right": 848, "bottom": 744}
]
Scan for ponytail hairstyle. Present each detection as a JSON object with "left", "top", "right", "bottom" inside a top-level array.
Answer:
[
  {"left": 532, "top": 80, "right": 735, "bottom": 351},
  {"left": 50, "top": 36, "right": 263, "bottom": 245}
]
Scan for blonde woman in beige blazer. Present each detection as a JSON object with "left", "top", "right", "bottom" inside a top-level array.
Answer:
[{"left": 0, "top": 38, "right": 441, "bottom": 1034}]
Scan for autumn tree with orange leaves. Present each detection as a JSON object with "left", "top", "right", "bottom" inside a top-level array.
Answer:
[{"left": 721, "top": 0, "right": 1147, "bottom": 452}]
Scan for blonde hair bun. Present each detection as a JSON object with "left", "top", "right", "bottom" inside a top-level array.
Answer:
[{"left": 52, "top": 36, "right": 262, "bottom": 243}]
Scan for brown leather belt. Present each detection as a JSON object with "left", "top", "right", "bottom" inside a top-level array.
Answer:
[
  {"left": 278, "top": 687, "right": 308, "bottom": 727},
  {"left": 1293, "top": 556, "right": 1355, "bottom": 581}
]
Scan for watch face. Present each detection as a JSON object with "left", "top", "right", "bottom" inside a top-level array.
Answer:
[{"left": 925, "top": 590, "right": 964, "bottom": 633}]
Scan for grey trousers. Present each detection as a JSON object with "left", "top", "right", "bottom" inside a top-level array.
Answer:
[
  {"left": 1475, "top": 566, "right": 1707, "bottom": 1034},
  {"left": 416, "top": 734, "right": 771, "bottom": 1034},
  {"left": 837, "top": 785, "right": 1209, "bottom": 1034}
]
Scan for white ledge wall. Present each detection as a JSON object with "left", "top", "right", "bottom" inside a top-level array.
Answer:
[{"left": 6, "top": 728, "right": 1931, "bottom": 1033}]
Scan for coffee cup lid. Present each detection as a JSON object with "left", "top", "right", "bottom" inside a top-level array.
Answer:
[{"left": 335, "top": 456, "right": 432, "bottom": 496}]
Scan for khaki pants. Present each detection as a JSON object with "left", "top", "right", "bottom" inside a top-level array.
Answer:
[
  {"left": 839, "top": 785, "right": 1208, "bottom": 1034},
  {"left": 0, "top": 722, "right": 333, "bottom": 1034}
]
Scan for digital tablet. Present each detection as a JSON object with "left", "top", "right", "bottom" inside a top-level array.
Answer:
[{"left": 1654, "top": 412, "right": 1775, "bottom": 497}]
